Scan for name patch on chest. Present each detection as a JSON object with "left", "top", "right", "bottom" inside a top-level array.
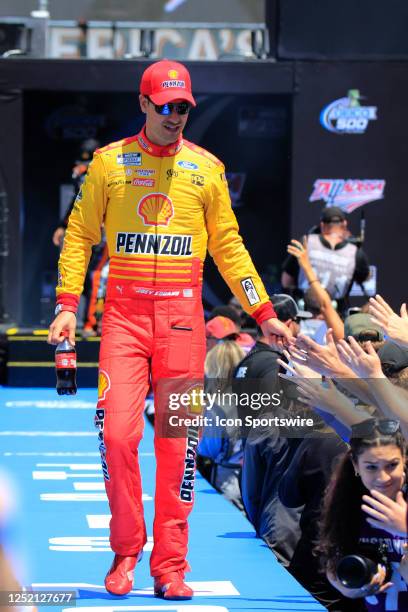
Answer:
[{"left": 116, "top": 152, "right": 142, "bottom": 166}]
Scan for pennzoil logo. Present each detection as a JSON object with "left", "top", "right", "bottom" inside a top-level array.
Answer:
[
  {"left": 180, "top": 426, "right": 199, "bottom": 503},
  {"left": 98, "top": 369, "right": 111, "bottom": 401},
  {"left": 162, "top": 80, "right": 186, "bottom": 88},
  {"left": 116, "top": 232, "right": 192, "bottom": 256},
  {"left": 137, "top": 192, "right": 174, "bottom": 226}
]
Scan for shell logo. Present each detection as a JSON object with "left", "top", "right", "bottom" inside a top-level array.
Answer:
[
  {"left": 98, "top": 369, "right": 111, "bottom": 401},
  {"left": 168, "top": 69, "right": 178, "bottom": 79},
  {"left": 137, "top": 193, "right": 174, "bottom": 226},
  {"left": 186, "top": 384, "right": 204, "bottom": 416}
]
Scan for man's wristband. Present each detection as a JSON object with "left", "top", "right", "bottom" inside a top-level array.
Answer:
[{"left": 55, "top": 304, "right": 77, "bottom": 316}]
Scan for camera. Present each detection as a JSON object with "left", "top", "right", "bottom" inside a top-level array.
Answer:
[{"left": 336, "top": 543, "right": 392, "bottom": 589}]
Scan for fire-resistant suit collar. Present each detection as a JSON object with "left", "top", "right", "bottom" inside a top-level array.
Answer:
[{"left": 136, "top": 126, "right": 183, "bottom": 158}]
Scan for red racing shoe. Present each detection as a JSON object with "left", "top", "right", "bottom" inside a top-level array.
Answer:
[
  {"left": 104, "top": 552, "right": 142, "bottom": 595},
  {"left": 154, "top": 570, "right": 193, "bottom": 600}
]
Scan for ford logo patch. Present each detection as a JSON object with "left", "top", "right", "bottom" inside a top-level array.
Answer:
[{"left": 177, "top": 160, "right": 199, "bottom": 170}]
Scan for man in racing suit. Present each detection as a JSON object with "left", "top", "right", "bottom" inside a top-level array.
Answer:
[{"left": 48, "top": 60, "right": 291, "bottom": 599}]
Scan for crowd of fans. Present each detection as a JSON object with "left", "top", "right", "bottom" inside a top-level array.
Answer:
[
  {"left": 197, "top": 212, "right": 408, "bottom": 612},
  {"left": 57, "top": 170, "right": 406, "bottom": 610}
]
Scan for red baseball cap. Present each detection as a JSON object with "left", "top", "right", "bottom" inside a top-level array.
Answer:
[
  {"left": 206, "top": 316, "right": 239, "bottom": 340},
  {"left": 140, "top": 60, "right": 196, "bottom": 107}
]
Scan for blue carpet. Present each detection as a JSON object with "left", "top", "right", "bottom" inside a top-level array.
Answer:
[{"left": 0, "top": 387, "right": 323, "bottom": 611}]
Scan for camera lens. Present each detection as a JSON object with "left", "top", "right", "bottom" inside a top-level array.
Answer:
[{"left": 336, "top": 554, "right": 377, "bottom": 589}]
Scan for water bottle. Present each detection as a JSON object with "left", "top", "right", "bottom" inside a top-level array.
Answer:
[{"left": 55, "top": 331, "right": 77, "bottom": 395}]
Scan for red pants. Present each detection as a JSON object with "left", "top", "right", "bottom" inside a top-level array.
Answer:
[{"left": 96, "top": 281, "right": 206, "bottom": 577}]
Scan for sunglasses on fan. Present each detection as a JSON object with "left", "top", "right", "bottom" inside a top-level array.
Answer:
[
  {"left": 351, "top": 418, "right": 400, "bottom": 438},
  {"left": 146, "top": 96, "right": 191, "bottom": 116}
]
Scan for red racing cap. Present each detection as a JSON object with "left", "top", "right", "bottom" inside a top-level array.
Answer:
[
  {"left": 206, "top": 316, "right": 239, "bottom": 340},
  {"left": 140, "top": 59, "right": 196, "bottom": 107}
]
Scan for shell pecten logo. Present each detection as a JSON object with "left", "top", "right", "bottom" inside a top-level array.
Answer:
[
  {"left": 186, "top": 384, "right": 205, "bottom": 416},
  {"left": 98, "top": 369, "right": 111, "bottom": 401},
  {"left": 137, "top": 192, "right": 174, "bottom": 226},
  {"left": 168, "top": 69, "right": 179, "bottom": 79}
]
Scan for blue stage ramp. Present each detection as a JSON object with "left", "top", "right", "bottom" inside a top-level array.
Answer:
[{"left": 0, "top": 388, "right": 323, "bottom": 612}]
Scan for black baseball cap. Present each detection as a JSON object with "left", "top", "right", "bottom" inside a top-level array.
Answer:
[
  {"left": 321, "top": 206, "right": 346, "bottom": 223},
  {"left": 378, "top": 342, "right": 408, "bottom": 374},
  {"left": 270, "top": 294, "right": 313, "bottom": 322}
]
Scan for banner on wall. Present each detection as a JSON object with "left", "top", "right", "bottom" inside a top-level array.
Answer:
[
  {"left": 47, "top": 26, "right": 255, "bottom": 59},
  {"left": 320, "top": 90, "right": 378, "bottom": 135},
  {"left": 1, "top": 0, "right": 267, "bottom": 59},
  {"left": 290, "top": 62, "right": 408, "bottom": 308},
  {"left": 309, "top": 179, "right": 386, "bottom": 213}
]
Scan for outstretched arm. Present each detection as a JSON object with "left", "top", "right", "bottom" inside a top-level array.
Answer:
[
  {"left": 338, "top": 337, "right": 408, "bottom": 437},
  {"left": 369, "top": 295, "right": 408, "bottom": 348},
  {"left": 287, "top": 239, "right": 344, "bottom": 341},
  {"left": 295, "top": 330, "right": 375, "bottom": 406},
  {"left": 204, "top": 164, "right": 291, "bottom": 344}
]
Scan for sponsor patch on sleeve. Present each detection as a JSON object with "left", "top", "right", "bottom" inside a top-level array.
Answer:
[{"left": 241, "top": 278, "right": 260, "bottom": 306}]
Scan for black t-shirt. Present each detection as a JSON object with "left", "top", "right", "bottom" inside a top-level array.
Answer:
[
  {"left": 233, "top": 341, "right": 281, "bottom": 434},
  {"left": 279, "top": 434, "right": 348, "bottom": 537},
  {"left": 233, "top": 342, "right": 303, "bottom": 565},
  {"left": 233, "top": 341, "right": 297, "bottom": 425},
  {"left": 234, "top": 340, "right": 280, "bottom": 380}
]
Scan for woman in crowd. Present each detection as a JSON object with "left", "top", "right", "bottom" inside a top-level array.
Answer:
[
  {"left": 316, "top": 418, "right": 408, "bottom": 611},
  {"left": 197, "top": 340, "right": 245, "bottom": 509}
]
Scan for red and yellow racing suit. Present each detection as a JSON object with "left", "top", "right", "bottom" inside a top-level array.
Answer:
[{"left": 56, "top": 127, "right": 276, "bottom": 577}]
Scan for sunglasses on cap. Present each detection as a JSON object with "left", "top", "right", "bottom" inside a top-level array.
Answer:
[
  {"left": 146, "top": 96, "right": 191, "bottom": 116},
  {"left": 351, "top": 418, "right": 400, "bottom": 438}
]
